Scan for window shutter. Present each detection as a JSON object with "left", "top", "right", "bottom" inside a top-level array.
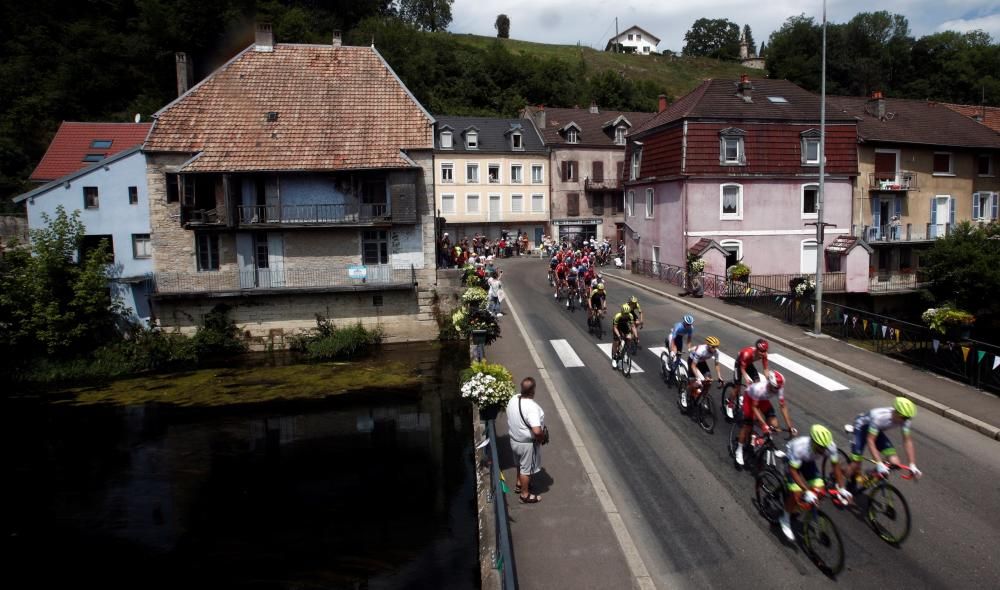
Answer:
[
  {"left": 567, "top": 193, "right": 579, "bottom": 216},
  {"left": 593, "top": 161, "right": 604, "bottom": 181},
  {"left": 571, "top": 160, "right": 578, "bottom": 181},
  {"left": 893, "top": 197, "right": 902, "bottom": 218},
  {"left": 561, "top": 161, "right": 568, "bottom": 182},
  {"left": 992, "top": 193, "right": 999, "bottom": 219},
  {"left": 929, "top": 197, "right": 936, "bottom": 225},
  {"left": 616, "top": 161, "right": 625, "bottom": 181},
  {"left": 974, "top": 193, "right": 981, "bottom": 219},
  {"left": 949, "top": 197, "right": 956, "bottom": 225}
]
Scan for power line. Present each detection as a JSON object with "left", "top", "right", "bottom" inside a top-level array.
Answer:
[{"left": 593, "top": 19, "right": 615, "bottom": 50}]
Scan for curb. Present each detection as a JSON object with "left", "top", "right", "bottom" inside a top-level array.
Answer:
[{"left": 606, "top": 272, "right": 1000, "bottom": 442}]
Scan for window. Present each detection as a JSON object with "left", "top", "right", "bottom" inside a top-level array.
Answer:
[
  {"left": 128, "top": 186, "right": 138, "bottom": 205},
  {"left": 80, "top": 234, "right": 114, "bottom": 263},
  {"left": 512, "top": 132, "right": 523, "bottom": 150},
  {"left": 440, "top": 131, "right": 453, "bottom": 149},
  {"left": 801, "top": 240, "right": 818, "bottom": 274},
  {"left": 628, "top": 34, "right": 634, "bottom": 40},
  {"left": 82, "top": 154, "right": 104, "bottom": 163},
  {"left": 615, "top": 126, "right": 626, "bottom": 145},
  {"left": 440, "top": 194, "right": 455, "bottom": 214},
  {"left": 766, "top": 96, "right": 788, "bottom": 104},
  {"left": 531, "top": 164, "right": 543, "bottom": 183},
  {"left": 132, "top": 233, "right": 152, "bottom": 259},
  {"left": 720, "top": 184, "right": 742, "bottom": 219},
  {"left": 721, "top": 136, "right": 744, "bottom": 165},
  {"left": 165, "top": 173, "right": 180, "bottom": 203},
  {"left": 567, "top": 193, "right": 580, "bottom": 217},
  {"left": 488, "top": 163, "right": 501, "bottom": 184},
  {"left": 466, "top": 131, "right": 478, "bottom": 149},
  {"left": 802, "top": 184, "right": 818, "bottom": 218},
  {"left": 362, "top": 230, "right": 389, "bottom": 265},
  {"left": 636, "top": 34, "right": 642, "bottom": 41},
  {"left": 979, "top": 154, "right": 995, "bottom": 177},
  {"left": 511, "top": 194, "right": 523, "bottom": 213},
  {"left": 90, "top": 139, "right": 113, "bottom": 149},
  {"left": 196, "top": 233, "right": 219, "bottom": 271},
  {"left": 441, "top": 163, "right": 454, "bottom": 183},
  {"left": 592, "top": 161, "right": 604, "bottom": 181},
  {"left": 630, "top": 149, "right": 641, "bottom": 180},
  {"left": 466, "top": 163, "right": 479, "bottom": 183},
  {"left": 802, "top": 138, "right": 820, "bottom": 165},
  {"left": 567, "top": 129, "right": 578, "bottom": 143},
  {"left": 511, "top": 164, "right": 523, "bottom": 183},
  {"left": 627, "top": 190, "right": 635, "bottom": 217},
  {"left": 562, "top": 160, "right": 578, "bottom": 181},
  {"left": 83, "top": 186, "right": 99, "bottom": 209},
  {"left": 973, "top": 192, "right": 998, "bottom": 220},
  {"left": 466, "top": 194, "right": 480, "bottom": 214},
  {"left": 645, "top": 188, "right": 654, "bottom": 218},
  {"left": 933, "top": 152, "right": 953, "bottom": 175},
  {"left": 531, "top": 194, "right": 544, "bottom": 213}
]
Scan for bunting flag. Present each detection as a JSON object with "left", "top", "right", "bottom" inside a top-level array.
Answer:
[
  {"left": 977, "top": 350, "right": 986, "bottom": 364},
  {"left": 993, "top": 356, "right": 1000, "bottom": 371},
  {"left": 843, "top": 314, "right": 849, "bottom": 324},
  {"left": 961, "top": 346, "right": 971, "bottom": 362},
  {"left": 852, "top": 316, "right": 858, "bottom": 327},
  {"left": 795, "top": 300, "right": 801, "bottom": 311},
  {"left": 863, "top": 319, "right": 869, "bottom": 331},
  {"left": 780, "top": 297, "right": 787, "bottom": 306},
  {"left": 811, "top": 304, "right": 815, "bottom": 312},
  {"left": 499, "top": 470, "right": 510, "bottom": 494},
  {"left": 873, "top": 322, "right": 879, "bottom": 336},
  {"left": 933, "top": 339, "right": 940, "bottom": 352},
  {"left": 825, "top": 307, "right": 832, "bottom": 318},
  {"left": 775, "top": 296, "right": 781, "bottom": 304},
  {"left": 882, "top": 326, "right": 888, "bottom": 337},
  {"left": 746, "top": 287, "right": 752, "bottom": 295}
]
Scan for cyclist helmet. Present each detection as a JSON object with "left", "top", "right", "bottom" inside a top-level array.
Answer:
[
  {"left": 597, "top": 284, "right": 605, "bottom": 291},
  {"left": 810, "top": 424, "right": 833, "bottom": 448},
  {"left": 621, "top": 303, "right": 631, "bottom": 314},
  {"left": 893, "top": 396, "right": 917, "bottom": 419},
  {"left": 683, "top": 314, "right": 695, "bottom": 325},
  {"left": 767, "top": 370, "right": 784, "bottom": 390},
  {"left": 755, "top": 338, "right": 769, "bottom": 353},
  {"left": 629, "top": 295, "right": 639, "bottom": 304},
  {"left": 705, "top": 336, "right": 721, "bottom": 347}
]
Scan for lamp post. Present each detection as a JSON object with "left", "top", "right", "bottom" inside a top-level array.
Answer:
[{"left": 813, "top": 0, "right": 828, "bottom": 335}]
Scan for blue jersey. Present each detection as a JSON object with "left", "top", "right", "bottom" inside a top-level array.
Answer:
[{"left": 670, "top": 322, "right": 694, "bottom": 341}]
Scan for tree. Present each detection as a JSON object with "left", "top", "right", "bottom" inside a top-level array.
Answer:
[
  {"left": 495, "top": 14, "right": 510, "bottom": 39},
  {"left": 758, "top": 41, "right": 767, "bottom": 57},
  {"left": 398, "top": 0, "right": 454, "bottom": 32},
  {"left": 742, "top": 24, "right": 757, "bottom": 56},
  {"left": 923, "top": 221, "right": 1000, "bottom": 333},
  {"left": 683, "top": 18, "right": 741, "bottom": 60}
]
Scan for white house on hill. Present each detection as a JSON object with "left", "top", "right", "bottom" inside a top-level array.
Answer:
[{"left": 605, "top": 26, "right": 660, "bottom": 54}]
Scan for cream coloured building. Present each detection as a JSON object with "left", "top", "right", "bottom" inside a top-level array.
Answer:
[{"left": 433, "top": 116, "right": 549, "bottom": 248}]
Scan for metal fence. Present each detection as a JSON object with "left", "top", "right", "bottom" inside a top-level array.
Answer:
[
  {"left": 151, "top": 265, "right": 416, "bottom": 294},
  {"left": 868, "top": 272, "right": 930, "bottom": 293},
  {"left": 236, "top": 203, "right": 393, "bottom": 225},
  {"left": 486, "top": 419, "right": 518, "bottom": 589},
  {"left": 745, "top": 272, "right": 846, "bottom": 294}
]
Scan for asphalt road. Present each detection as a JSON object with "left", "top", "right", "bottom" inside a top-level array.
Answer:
[{"left": 499, "top": 256, "right": 1000, "bottom": 588}]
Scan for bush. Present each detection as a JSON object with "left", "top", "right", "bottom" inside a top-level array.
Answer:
[
  {"left": 291, "top": 316, "right": 384, "bottom": 360},
  {"left": 922, "top": 306, "right": 976, "bottom": 334},
  {"left": 462, "top": 286, "right": 488, "bottom": 305},
  {"left": 189, "top": 304, "right": 246, "bottom": 358}
]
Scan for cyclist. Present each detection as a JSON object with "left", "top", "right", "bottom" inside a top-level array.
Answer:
[
  {"left": 846, "top": 397, "right": 922, "bottom": 487},
  {"left": 565, "top": 265, "right": 580, "bottom": 305},
  {"left": 727, "top": 338, "right": 771, "bottom": 421},
  {"left": 588, "top": 283, "right": 607, "bottom": 325},
  {"left": 611, "top": 303, "right": 634, "bottom": 369},
  {"left": 682, "top": 336, "right": 724, "bottom": 409},
  {"left": 628, "top": 295, "right": 643, "bottom": 344},
  {"left": 734, "top": 371, "right": 798, "bottom": 468},
  {"left": 780, "top": 425, "right": 852, "bottom": 542},
  {"left": 665, "top": 315, "right": 695, "bottom": 381},
  {"left": 548, "top": 254, "right": 559, "bottom": 286},
  {"left": 553, "top": 258, "right": 569, "bottom": 299}
]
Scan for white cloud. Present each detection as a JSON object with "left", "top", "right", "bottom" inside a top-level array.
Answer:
[{"left": 938, "top": 13, "right": 1000, "bottom": 38}]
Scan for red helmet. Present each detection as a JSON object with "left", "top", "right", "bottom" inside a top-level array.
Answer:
[
  {"left": 768, "top": 371, "right": 784, "bottom": 390},
  {"left": 755, "top": 338, "right": 769, "bottom": 353}
]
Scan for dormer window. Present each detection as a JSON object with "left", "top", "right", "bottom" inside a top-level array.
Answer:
[
  {"left": 440, "top": 131, "right": 453, "bottom": 149},
  {"left": 466, "top": 131, "right": 478, "bottom": 149},
  {"left": 615, "top": 126, "right": 626, "bottom": 145},
  {"left": 719, "top": 128, "right": 746, "bottom": 166},
  {"left": 511, "top": 132, "right": 522, "bottom": 150},
  {"left": 800, "top": 129, "right": 821, "bottom": 165},
  {"left": 567, "top": 129, "right": 578, "bottom": 144}
]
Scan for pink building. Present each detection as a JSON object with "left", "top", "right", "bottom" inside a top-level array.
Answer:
[{"left": 623, "top": 77, "right": 867, "bottom": 291}]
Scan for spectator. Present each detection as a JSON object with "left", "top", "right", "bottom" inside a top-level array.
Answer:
[
  {"left": 487, "top": 270, "right": 504, "bottom": 317},
  {"left": 507, "top": 377, "right": 545, "bottom": 504}
]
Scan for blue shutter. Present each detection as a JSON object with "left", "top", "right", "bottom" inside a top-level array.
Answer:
[
  {"left": 872, "top": 198, "right": 881, "bottom": 228},
  {"left": 949, "top": 197, "right": 956, "bottom": 225},
  {"left": 992, "top": 193, "right": 999, "bottom": 220},
  {"left": 973, "top": 193, "right": 981, "bottom": 219},
  {"left": 893, "top": 197, "right": 902, "bottom": 218}
]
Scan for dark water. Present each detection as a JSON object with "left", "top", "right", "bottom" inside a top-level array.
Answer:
[{"left": 2, "top": 344, "right": 478, "bottom": 590}]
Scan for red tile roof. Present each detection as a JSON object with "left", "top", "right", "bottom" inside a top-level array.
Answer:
[
  {"left": 144, "top": 44, "right": 434, "bottom": 172},
  {"left": 941, "top": 102, "right": 1000, "bottom": 135},
  {"left": 30, "top": 122, "right": 152, "bottom": 182}
]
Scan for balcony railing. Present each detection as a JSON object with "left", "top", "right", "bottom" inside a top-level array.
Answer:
[
  {"left": 868, "top": 171, "right": 918, "bottom": 191},
  {"left": 747, "top": 272, "right": 847, "bottom": 293},
  {"left": 584, "top": 177, "right": 623, "bottom": 191},
  {"left": 869, "top": 271, "right": 930, "bottom": 293},
  {"left": 150, "top": 265, "right": 416, "bottom": 295},
  {"left": 237, "top": 203, "right": 396, "bottom": 226},
  {"left": 852, "top": 223, "right": 952, "bottom": 243}
]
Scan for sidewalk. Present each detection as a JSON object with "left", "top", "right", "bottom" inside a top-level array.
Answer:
[
  {"left": 486, "top": 304, "right": 648, "bottom": 589},
  {"left": 604, "top": 267, "right": 1000, "bottom": 441}
]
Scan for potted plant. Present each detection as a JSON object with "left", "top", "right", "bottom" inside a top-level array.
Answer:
[
  {"left": 461, "top": 286, "right": 488, "bottom": 310},
  {"left": 460, "top": 366, "right": 516, "bottom": 421},
  {"left": 727, "top": 262, "right": 751, "bottom": 282},
  {"left": 790, "top": 276, "right": 816, "bottom": 298},
  {"left": 921, "top": 306, "right": 976, "bottom": 339}
]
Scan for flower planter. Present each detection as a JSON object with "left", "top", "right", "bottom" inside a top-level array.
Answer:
[{"left": 479, "top": 405, "right": 501, "bottom": 422}]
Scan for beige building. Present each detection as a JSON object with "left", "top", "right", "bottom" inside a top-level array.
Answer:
[
  {"left": 433, "top": 116, "right": 549, "bottom": 246},
  {"left": 830, "top": 94, "right": 1000, "bottom": 293},
  {"left": 142, "top": 26, "right": 444, "bottom": 344},
  {"left": 522, "top": 104, "right": 655, "bottom": 244}
]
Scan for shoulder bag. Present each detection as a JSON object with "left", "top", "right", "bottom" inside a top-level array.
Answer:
[{"left": 519, "top": 396, "right": 550, "bottom": 445}]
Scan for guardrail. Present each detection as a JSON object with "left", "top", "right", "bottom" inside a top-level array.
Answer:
[
  {"left": 151, "top": 265, "right": 416, "bottom": 294},
  {"left": 237, "top": 203, "right": 392, "bottom": 225},
  {"left": 868, "top": 171, "right": 918, "bottom": 191},
  {"left": 486, "top": 419, "right": 518, "bottom": 589},
  {"left": 746, "top": 272, "right": 846, "bottom": 293},
  {"left": 869, "top": 272, "right": 930, "bottom": 293},
  {"left": 584, "top": 177, "right": 623, "bottom": 191}
]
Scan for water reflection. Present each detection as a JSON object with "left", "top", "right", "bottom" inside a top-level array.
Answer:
[{"left": 4, "top": 344, "right": 477, "bottom": 589}]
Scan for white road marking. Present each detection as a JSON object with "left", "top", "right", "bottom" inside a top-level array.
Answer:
[
  {"left": 769, "top": 353, "right": 849, "bottom": 391},
  {"left": 596, "top": 343, "right": 644, "bottom": 373},
  {"left": 550, "top": 339, "right": 585, "bottom": 368},
  {"left": 717, "top": 351, "right": 737, "bottom": 374}
]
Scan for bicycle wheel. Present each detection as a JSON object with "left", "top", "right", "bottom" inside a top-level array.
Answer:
[
  {"left": 621, "top": 346, "right": 632, "bottom": 377},
  {"left": 727, "top": 420, "right": 742, "bottom": 459},
  {"left": 720, "top": 382, "right": 736, "bottom": 422},
  {"left": 660, "top": 352, "right": 671, "bottom": 383},
  {"left": 595, "top": 316, "right": 604, "bottom": 340},
  {"left": 676, "top": 377, "right": 689, "bottom": 412},
  {"left": 802, "top": 509, "right": 845, "bottom": 575},
  {"left": 696, "top": 391, "right": 715, "bottom": 433},
  {"left": 754, "top": 467, "right": 785, "bottom": 523},
  {"left": 867, "top": 483, "right": 911, "bottom": 545},
  {"left": 820, "top": 449, "right": 851, "bottom": 486}
]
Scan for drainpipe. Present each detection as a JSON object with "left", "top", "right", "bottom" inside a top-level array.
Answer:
[{"left": 681, "top": 121, "right": 688, "bottom": 266}]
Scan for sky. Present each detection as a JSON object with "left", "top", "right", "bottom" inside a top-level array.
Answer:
[{"left": 449, "top": 0, "right": 1000, "bottom": 52}]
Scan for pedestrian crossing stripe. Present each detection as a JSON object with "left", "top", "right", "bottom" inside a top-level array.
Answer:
[
  {"left": 768, "top": 353, "right": 848, "bottom": 391},
  {"left": 549, "top": 339, "right": 585, "bottom": 368},
  {"left": 596, "top": 343, "right": 645, "bottom": 373}
]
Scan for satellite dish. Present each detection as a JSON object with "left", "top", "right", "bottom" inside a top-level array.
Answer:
[{"left": 134, "top": 113, "right": 141, "bottom": 123}]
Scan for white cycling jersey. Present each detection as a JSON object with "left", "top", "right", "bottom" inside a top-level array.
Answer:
[
  {"left": 785, "top": 435, "right": 838, "bottom": 470},
  {"left": 688, "top": 344, "right": 719, "bottom": 364},
  {"left": 856, "top": 407, "right": 912, "bottom": 436},
  {"left": 745, "top": 380, "right": 784, "bottom": 404}
]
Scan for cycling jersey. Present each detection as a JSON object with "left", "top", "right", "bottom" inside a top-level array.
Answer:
[
  {"left": 669, "top": 321, "right": 694, "bottom": 343},
  {"left": 744, "top": 380, "right": 785, "bottom": 405},
  {"left": 785, "top": 435, "right": 838, "bottom": 470},
  {"left": 736, "top": 346, "right": 769, "bottom": 372},
  {"left": 688, "top": 344, "right": 719, "bottom": 364},
  {"left": 550, "top": 257, "right": 559, "bottom": 269},
  {"left": 613, "top": 312, "right": 633, "bottom": 333},
  {"left": 567, "top": 271, "right": 578, "bottom": 284},
  {"left": 590, "top": 292, "right": 606, "bottom": 308},
  {"left": 555, "top": 263, "right": 568, "bottom": 277},
  {"left": 856, "top": 407, "right": 912, "bottom": 436}
]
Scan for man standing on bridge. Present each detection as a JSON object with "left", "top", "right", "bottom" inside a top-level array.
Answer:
[{"left": 507, "top": 377, "right": 546, "bottom": 504}]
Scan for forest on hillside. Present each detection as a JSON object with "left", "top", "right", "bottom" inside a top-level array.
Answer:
[{"left": 2, "top": 2, "right": 998, "bottom": 204}]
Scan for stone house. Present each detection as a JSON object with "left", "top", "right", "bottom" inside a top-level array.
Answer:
[{"left": 142, "top": 26, "right": 439, "bottom": 344}]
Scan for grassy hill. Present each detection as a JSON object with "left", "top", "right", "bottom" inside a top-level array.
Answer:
[{"left": 450, "top": 34, "right": 751, "bottom": 101}]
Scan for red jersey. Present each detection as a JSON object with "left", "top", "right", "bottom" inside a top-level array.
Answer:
[
  {"left": 736, "top": 346, "right": 768, "bottom": 371},
  {"left": 555, "top": 262, "right": 568, "bottom": 276}
]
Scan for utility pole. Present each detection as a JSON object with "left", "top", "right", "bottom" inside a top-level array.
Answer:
[
  {"left": 615, "top": 18, "right": 619, "bottom": 53},
  {"left": 813, "top": 0, "right": 827, "bottom": 335}
]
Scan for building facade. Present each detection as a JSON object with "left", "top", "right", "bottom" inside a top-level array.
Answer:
[
  {"left": 605, "top": 26, "right": 660, "bottom": 54},
  {"left": 142, "top": 26, "right": 439, "bottom": 344},
  {"left": 623, "top": 77, "right": 865, "bottom": 289},
  {"left": 522, "top": 104, "right": 655, "bottom": 244},
  {"left": 829, "top": 93, "right": 1000, "bottom": 293},
  {"left": 433, "top": 116, "right": 549, "bottom": 247}
]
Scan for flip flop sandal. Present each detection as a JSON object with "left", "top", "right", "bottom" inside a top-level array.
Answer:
[
  {"left": 519, "top": 494, "right": 541, "bottom": 504},
  {"left": 514, "top": 485, "right": 522, "bottom": 494}
]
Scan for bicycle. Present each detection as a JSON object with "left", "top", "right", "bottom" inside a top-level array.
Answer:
[
  {"left": 612, "top": 335, "right": 633, "bottom": 377},
  {"left": 678, "top": 376, "right": 717, "bottom": 434},
  {"left": 565, "top": 284, "right": 579, "bottom": 311},
  {"left": 587, "top": 309, "right": 605, "bottom": 339},
  {"left": 728, "top": 423, "right": 789, "bottom": 473},
  {"left": 719, "top": 381, "right": 743, "bottom": 423},
  {"left": 821, "top": 425, "right": 914, "bottom": 546},
  {"left": 755, "top": 466, "right": 845, "bottom": 575}
]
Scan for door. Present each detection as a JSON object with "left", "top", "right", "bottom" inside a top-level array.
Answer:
[
  {"left": 870, "top": 197, "right": 881, "bottom": 240},
  {"left": 267, "top": 233, "right": 285, "bottom": 287},
  {"left": 932, "top": 196, "right": 950, "bottom": 238},
  {"left": 236, "top": 233, "right": 256, "bottom": 288},
  {"left": 874, "top": 151, "right": 897, "bottom": 183},
  {"left": 879, "top": 199, "right": 891, "bottom": 240},
  {"left": 801, "top": 240, "right": 818, "bottom": 274},
  {"left": 534, "top": 227, "right": 543, "bottom": 249},
  {"left": 489, "top": 195, "right": 501, "bottom": 221}
]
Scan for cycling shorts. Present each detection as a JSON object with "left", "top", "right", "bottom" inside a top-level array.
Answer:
[
  {"left": 786, "top": 461, "right": 825, "bottom": 492},
  {"left": 733, "top": 360, "right": 760, "bottom": 385},
  {"left": 850, "top": 420, "right": 896, "bottom": 462},
  {"left": 742, "top": 397, "right": 775, "bottom": 424},
  {"left": 691, "top": 360, "right": 711, "bottom": 382}
]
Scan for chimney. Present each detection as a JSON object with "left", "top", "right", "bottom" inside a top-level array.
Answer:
[
  {"left": 658, "top": 94, "right": 668, "bottom": 113},
  {"left": 174, "top": 52, "right": 192, "bottom": 97},
  {"left": 736, "top": 74, "right": 753, "bottom": 102},
  {"left": 533, "top": 105, "right": 546, "bottom": 130},
  {"left": 872, "top": 90, "right": 886, "bottom": 120},
  {"left": 332, "top": 29, "right": 342, "bottom": 48},
  {"left": 590, "top": 101, "right": 599, "bottom": 115},
  {"left": 255, "top": 22, "right": 274, "bottom": 52}
]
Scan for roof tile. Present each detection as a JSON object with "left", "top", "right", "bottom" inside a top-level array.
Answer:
[{"left": 30, "top": 122, "right": 151, "bottom": 182}]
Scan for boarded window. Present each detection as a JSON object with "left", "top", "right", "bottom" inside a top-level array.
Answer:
[
  {"left": 567, "top": 192, "right": 579, "bottom": 216},
  {"left": 592, "top": 161, "right": 604, "bottom": 181}
]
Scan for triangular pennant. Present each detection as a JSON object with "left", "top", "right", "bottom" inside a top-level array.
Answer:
[
  {"left": 873, "top": 322, "right": 879, "bottom": 336},
  {"left": 781, "top": 297, "right": 787, "bottom": 306},
  {"left": 977, "top": 350, "right": 986, "bottom": 364},
  {"left": 499, "top": 470, "right": 510, "bottom": 494},
  {"left": 993, "top": 356, "right": 1000, "bottom": 371},
  {"left": 895, "top": 329, "right": 901, "bottom": 342},
  {"left": 795, "top": 300, "right": 801, "bottom": 311},
  {"left": 843, "top": 314, "right": 848, "bottom": 324},
  {"left": 961, "top": 346, "right": 970, "bottom": 362},
  {"left": 933, "top": 339, "right": 940, "bottom": 352},
  {"left": 811, "top": 304, "right": 815, "bottom": 312},
  {"left": 825, "top": 307, "right": 832, "bottom": 317},
  {"left": 852, "top": 316, "right": 858, "bottom": 327},
  {"left": 863, "top": 319, "right": 868, "bottom": 331},
  {"left": 882, "top": 325, "right": 888, "bottom": 337},
  {"left": 775, "top": 296, "right": 781, "bottom": 303}
]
